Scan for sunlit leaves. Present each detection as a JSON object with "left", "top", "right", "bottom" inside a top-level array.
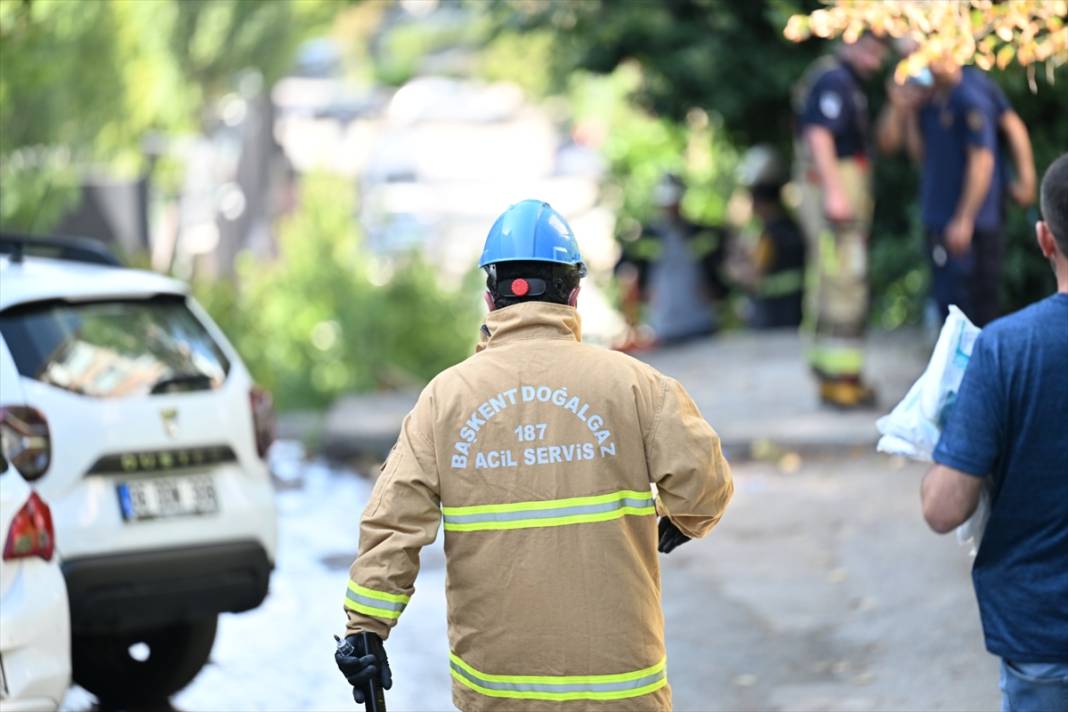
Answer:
[{"left": 784, "top": 0, "right": 1067, "bottom": 88}]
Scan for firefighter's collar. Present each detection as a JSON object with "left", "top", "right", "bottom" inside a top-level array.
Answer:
[{"left": 481, "top": 301, "right": 582, "bottom": 348}]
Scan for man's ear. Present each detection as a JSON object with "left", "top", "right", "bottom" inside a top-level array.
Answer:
[
  {"left": 567, "top": 287, "right": 581, "bottom": 308},
  {"left": 1036, "top": 220, "right": 1056, "bottom": 259},
  {"left": 484, "top": 291, "right": 496, "bottom": 312}
]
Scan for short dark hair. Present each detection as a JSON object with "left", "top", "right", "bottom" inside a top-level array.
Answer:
[
  {"left": 485, "top": 260, "right": 582, "bottom": 309},
  {"left": 1041, "top": 153, "right": 1068, "bottom": 255}
]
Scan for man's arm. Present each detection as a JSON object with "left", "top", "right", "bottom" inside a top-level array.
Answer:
[
  {"left": 645, "top": 376, "right": 733, "bottom": 539},
  {"left": 926, "top": 330, "right": 1003, "bottom": 536},
  {"left": 875, "top": 102, "right": 903, "bottom": 155},
  {"left": 945, "top": 146, "right": 995, "bottom": 255},
  {"left": 344, "top": 393, "right": 440, "bottom": 639},
  {"left": 804, "top": 125, "right": 853, "bottom": 223},
  {"left": 876, "top": 81, "right": 925, "bottom": 158},
  {"left": 902, "top": 104, "right": 924, "bottom": 165},
  {"left": 1000, "top": 110, "right": 1036, "bottom": 206},
  {"left": 921, "top": 464, "right": 984, "bottom": 534}
]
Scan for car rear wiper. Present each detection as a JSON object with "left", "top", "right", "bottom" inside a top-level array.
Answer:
[{"left": 149, "top": 372, "right": 215, "bottom": 394}]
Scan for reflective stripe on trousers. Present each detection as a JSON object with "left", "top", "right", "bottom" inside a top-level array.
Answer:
[
  {"left": 450, "top": 652, "right": 668, "bottom": 701},
  {"left": 442, "top": 490, "right": 656, "bottom": 532},
  {"left": 807, "top": 339, "right": 865, "bottom": 377},
  {"left": 344, "top": 581, "right": 410, "bottom": 620}
]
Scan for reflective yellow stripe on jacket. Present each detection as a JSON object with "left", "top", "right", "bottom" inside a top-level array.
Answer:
[
  {"left": 450, "top": 653, "right": 668, "bottom": 701},
  {"left": 442, "top": 490, "right": 656, "bottom": 532},
  {"left": 344, "top": 582, "right": 410, "bottom": 620}
]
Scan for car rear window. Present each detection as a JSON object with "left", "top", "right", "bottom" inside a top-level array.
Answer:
[{"left": 0, "top": 295, "right": 230, "bottom": 398}]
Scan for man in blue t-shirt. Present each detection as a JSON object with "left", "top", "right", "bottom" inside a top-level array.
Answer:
[{"left": 922, "top": 153, "right": 1068, "bottom": 712}]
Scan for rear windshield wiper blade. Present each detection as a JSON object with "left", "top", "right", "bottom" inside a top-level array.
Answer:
[{"left": 150, "top": 372, "right": 215, "bottom": 394}]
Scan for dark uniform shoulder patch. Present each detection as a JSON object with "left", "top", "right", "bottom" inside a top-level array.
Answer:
[{"left": 966, "top": 110, "right": 986, "bottom": 131}]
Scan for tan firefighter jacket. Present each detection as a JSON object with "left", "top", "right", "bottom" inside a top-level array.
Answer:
[{"left": 344, "top": 301, "right": 733, "bottom": 711}]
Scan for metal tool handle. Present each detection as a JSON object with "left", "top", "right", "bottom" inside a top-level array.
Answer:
[{"left": 360, "top": 631, "right": 387, "bottom": 712}]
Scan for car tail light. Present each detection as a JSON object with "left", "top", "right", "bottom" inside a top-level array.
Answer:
[
  {"left": 3, "top": 492, "right": 55, "bottom": 562},
  {"left": 0, "top": 406, "right": 51, "bottom": 481},
  {"left": 249, "top": 386, "right": 275, "bottom": 459}
]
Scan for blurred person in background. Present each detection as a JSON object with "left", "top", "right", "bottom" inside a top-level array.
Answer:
[
  {"left": 876, "top": 51, "right": 1033, "bottom": 328},
  {"left": 614, "top": 173, "right": 727, "bottom": 348},
  {"left": 879, "top": 38, "right": 1037, "bottom": 210},
  {"left": 792, "top": 32, "right": 887, "bottom": 409},
  {"left": 961, "top": 65, "right": 1037, "bottom": 209},
  {"left": 729, "top": 144, "right": 806, "bottom": 329},
  {"left": 335, "top": 200, "right": 733, "bottom": 710},
  {"left": 920, "top": 153, "right": 1068, "bottom": 712}
]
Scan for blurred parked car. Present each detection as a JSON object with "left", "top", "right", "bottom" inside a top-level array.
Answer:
[
  {"left": 0, "top": 235, "right": 278, "bottom": 707},
  {"left": 0, "top": 452, "right": 70, "bottom": 712}
]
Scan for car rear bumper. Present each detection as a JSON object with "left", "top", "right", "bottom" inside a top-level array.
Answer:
[
  {"left": 63, "top": 540, "right": 272, "bottom": 633},
  {"left": 0, "top": 560, "right": 70, "bottom": 710}
]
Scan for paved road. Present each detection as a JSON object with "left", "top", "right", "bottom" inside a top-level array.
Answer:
[
  {"left": 64, "top": 451, "right": 998, "bottom": 712},
  {"left": 663, "top": 454, "right": 996, "bottom": 712}
]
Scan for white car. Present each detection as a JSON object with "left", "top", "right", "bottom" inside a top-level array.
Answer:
[
  {"left": 0, "top": 453, "right": 70, "bottom": 712},
  {"left": 0, "top": 237, "right": 278, "bottom": 707}
]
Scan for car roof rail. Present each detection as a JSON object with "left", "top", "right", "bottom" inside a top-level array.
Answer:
[{"left": 0, "top": 232, "right": 123, "bottom": 267}]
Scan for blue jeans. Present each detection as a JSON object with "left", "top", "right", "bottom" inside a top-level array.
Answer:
[{"left": 1000, "top": 660, "right": 1068, "bottom": 712}]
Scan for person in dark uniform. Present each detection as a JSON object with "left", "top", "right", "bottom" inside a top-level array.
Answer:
[
  {"left": 792, "top": 32, "right": 886, "bottom": 408},
  {"left": 878, "top": 53, "right": 1006, "bottom": 327},
  {"left": 733, "top": 145, "right": 806, "bottom": 329},
  {"left": 882, "top": 48, "right": 1037, "bottom": 211},
  {"left": 960, "top": 67, "right": 1036, "bottom": 209}
]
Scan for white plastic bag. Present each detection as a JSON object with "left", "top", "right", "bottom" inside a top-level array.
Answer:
[
  {"left": 876, "top": 306, "right": 980, "bottom": 462},
  {"left": 876, "top": 306, "right": 990, "bottom": 554}
]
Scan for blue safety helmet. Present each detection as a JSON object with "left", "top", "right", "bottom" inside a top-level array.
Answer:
[{"left": 479, "top": 200, "right": 587, "bottom": 277}]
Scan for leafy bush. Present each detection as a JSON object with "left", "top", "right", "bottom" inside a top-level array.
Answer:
[{"left": 195, "top": 174, "right": 482, "bottom": 410}]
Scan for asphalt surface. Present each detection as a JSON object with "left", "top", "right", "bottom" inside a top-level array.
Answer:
[
  {"left": 663, "top": 453, "right": 996, "bottom": 712},
  {"left": 63, "top": 450, "right": 999, "bottom": 712}
]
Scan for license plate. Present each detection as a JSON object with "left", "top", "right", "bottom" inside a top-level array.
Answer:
[{"left": 117, "top": 475, "right": 218, "bottom": 521}]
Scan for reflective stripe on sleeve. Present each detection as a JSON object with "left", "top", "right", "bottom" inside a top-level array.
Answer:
[
  {"left": 449, "top": 653, "right": 667, "bottom": 701},
  {"left": 441, "top": 490, "right": 656, "bottom": 532},
  {"left": 344, "top": 582, "right": 411, "bottom": 620}
]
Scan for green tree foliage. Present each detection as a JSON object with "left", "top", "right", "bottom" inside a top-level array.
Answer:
[
  {"left": 485, "top": 0, "right": 823, "bottom": 146},
  {"left": 195, "top": 174, "right": 481, "bottom": 410},
  {"left": 1, "top": 0, "right": 181, "bottom": 228},
  {"left": 169, "top": 0, "right": 337, "bottom": 98},
  {"left": 481, "top": 0, "right": 1066, "bottom": 321},
  {"left": 564, "top": 63, "right": 738, "bottom": 230},
  {"left": 0, "top": 0, "right": 335, "bottom": 232}
]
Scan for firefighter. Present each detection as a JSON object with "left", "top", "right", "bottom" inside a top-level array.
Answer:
[
  {"left": 335, "top": 199, "right": 734, "bottom": 710},
  {"left": 734, "top": 145, "right": 806, "bottom": 329},
  {"left": 792, "top": 33, "right": 886, "bottom": 408}
]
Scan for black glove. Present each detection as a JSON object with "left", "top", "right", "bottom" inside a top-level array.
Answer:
[
  {"left": 658, "top": 517, "right": 691, "bottom": 554},
  {"left": 335, "top": 633, "right": 392, "bottom": 704}
]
